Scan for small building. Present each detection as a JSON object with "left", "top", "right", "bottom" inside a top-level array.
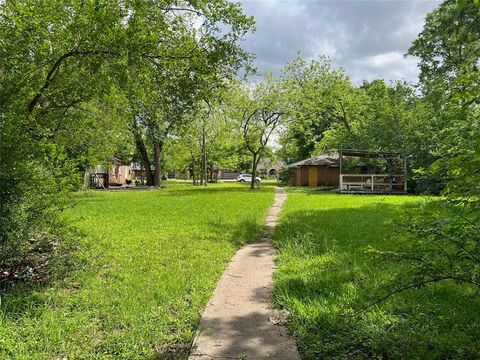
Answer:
[
  {"left": 108, "top": 159, "right": 133, "bottom": 186},
  {"left": 287, "top": 154, "right": 340, "bottom": 187},
  {"left": 90, "top": 157, "right": 135, "bottom": 188},
  {"left": 287, "top": 150, "right": 408, "bottom": 193}
]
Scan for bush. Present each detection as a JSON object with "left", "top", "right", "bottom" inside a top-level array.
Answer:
[
  {"left": 389, "top": 198, "right": 480, "bottom": 290},
  {"left": 0, "top": 119, "right": 77, "bottom": 289},
  {"left": 278, "top": 166, "right": 292, "bottom": 184}
]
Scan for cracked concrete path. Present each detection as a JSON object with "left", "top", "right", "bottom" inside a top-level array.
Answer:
[{"left": 188, "top": 187, "right": 300, "bottom": 360}]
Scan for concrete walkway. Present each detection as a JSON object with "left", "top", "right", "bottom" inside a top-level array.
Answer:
[{"left": 189, "top": 187, "right": 300, "bottom": 360}]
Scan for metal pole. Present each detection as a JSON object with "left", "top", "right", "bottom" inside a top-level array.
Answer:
[{"left": 339, "top": 149, "right": 343, "bottom": 191}]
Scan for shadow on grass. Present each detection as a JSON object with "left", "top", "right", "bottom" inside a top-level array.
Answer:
[
  {"left": 0, "top": 248, "right": 87, "bottom": 321},
  {"left": 163, "top": 185, "right": 274, "bottom": 197},
  {"left": 1, "top": 185, "right": 275, "bottom": 359},
  {"left": 273, "top": 200, "right": 480, "bottom": 359}
]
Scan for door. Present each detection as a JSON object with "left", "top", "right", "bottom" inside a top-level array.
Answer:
[{"left": 308, "top": 167, "right": 317, "bottom": 187}]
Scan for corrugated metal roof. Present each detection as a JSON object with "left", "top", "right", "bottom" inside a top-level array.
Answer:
[
  {"left": 340, "top": 149, "right": 400, "bottom": 158},
  {"left": 287, "top": 154, "right": 339, "bottom": 168}
]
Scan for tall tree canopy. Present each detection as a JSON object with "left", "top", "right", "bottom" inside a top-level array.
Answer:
[
  {"left": 0, "top": 0, "right": 254, "bottom": 269},
  {"left": 407, "top": 0, "right": 480, "bottom": 194},
  {"left": 373, "top": 0, "right": 480, "bottom": 307},
  {"left": 279, "top": 57, "right": 359, "bottom": 163},
  {"left": 230, "top": 75, "right": 286, "bottom": 189}
]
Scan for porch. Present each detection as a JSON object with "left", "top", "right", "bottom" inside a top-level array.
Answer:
[{"left": 339, "top": 150, "right": 407, "bottom": 194}]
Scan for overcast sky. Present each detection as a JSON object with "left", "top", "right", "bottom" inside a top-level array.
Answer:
[{"left": 239, "top": 0, "right": 441, "bottom": 84}]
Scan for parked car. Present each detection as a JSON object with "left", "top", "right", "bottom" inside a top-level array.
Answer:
[{"left": 236, "top": 174, "right": 261, "bottom": 183}]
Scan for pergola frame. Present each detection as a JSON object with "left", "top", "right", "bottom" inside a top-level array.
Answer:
[{"left": 339, "top": 149, "right": 407, "bottom": 194}]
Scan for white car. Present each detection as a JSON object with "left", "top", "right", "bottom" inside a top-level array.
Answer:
[{"left": 236, "top": 174, "right": 261, "bottom": 183}]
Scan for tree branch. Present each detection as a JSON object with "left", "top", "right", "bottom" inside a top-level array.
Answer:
[{"left": 28, "top": 49, "right": 119, "bottom": 113}]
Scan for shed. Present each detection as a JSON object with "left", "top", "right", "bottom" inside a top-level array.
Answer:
[{"left": 287, "top": 154, "right": 340, "bottom": 187}]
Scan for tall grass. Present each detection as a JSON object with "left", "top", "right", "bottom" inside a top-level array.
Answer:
[
  {"left": 273, "top": 192, "right": 480, "bottom": 359},
  {"left": 0, "top": 183, "right": 273, "bottom": 359}
]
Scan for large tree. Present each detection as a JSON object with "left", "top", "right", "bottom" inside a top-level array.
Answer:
[
  {"left": 122, "top": 3, "right": 254, "bottom": 187},
  {"left": 369, "top": 0, "right": 480, "bottom": 307},
  {"left": 317, "top": 80, "right": 440, "bottom": 191},
  {"left": 279, "top": 56, "right": 444, "bottom": 192},
  {"left": 279, "top": 57, "right": 361, "bottom": 163},
  {"left": 0, "top": 0, "right": 253, "bottom": 271},
  {"left": 230, "top": 75, "right": 286, "bottom": 189}
]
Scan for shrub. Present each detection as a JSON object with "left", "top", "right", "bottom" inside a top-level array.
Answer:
[
  {"left": 0, "top": 119, "right": 77, "bottom": 289},
  {"left": 278, "top": 166, "right": 292, "bottom": 184}
]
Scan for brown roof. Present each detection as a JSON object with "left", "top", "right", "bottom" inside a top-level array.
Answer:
[{"left": 287, "top": 154, "right": 339, "bottom": 168}]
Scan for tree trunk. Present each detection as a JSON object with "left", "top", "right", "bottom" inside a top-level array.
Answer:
[
  {"left": 251, "top": 153, "right": 259, "bottom": 189},
  {"left": 338, "top": 101, "right": 352, "bottom": 133},
  {"left": 202, "top": 129, "right": 207, "bottom": 187},
  {"left": 132, "top": 127, "right": 154, "bottom": 185},
  {"left": 209, "top": 163, "right": 214, "bottom": 182},
  {"left": 153, "top": 140, "right": 163, "bottom": 187},
  {"left": 199, "top": 139, "right": 204, "bottom": 186},
  {"left": 191, "top": 159, "right": 197, "bottom": 185}
]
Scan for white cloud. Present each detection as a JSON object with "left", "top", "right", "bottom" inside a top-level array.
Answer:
[{"left": 364, "top": 51, "right": 404, "bottom": 68}]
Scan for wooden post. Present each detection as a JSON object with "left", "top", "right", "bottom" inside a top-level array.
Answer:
[{"left": 403, "top": 156, "right": 407, "bottom": 193}]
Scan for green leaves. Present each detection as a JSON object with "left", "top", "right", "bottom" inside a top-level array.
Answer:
[
  {"left": 279, "top": 57, "right": 422, "bottom": 169},
  {"left": 458, "top": 0, "right": 480, "bottom": 10},
  {"left": 279, "top": 56, "right": 358, "bottom": 162},
  {"left": 0, "top": 0, "right": 254, "bottom": 269},
  {"left": 226, "top": 75, "right": 286, "bottom": 187}
]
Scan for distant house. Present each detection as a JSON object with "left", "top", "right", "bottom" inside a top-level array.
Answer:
[
  {"left": 217, "top": 158, "right": 284, "bottom": 180},
  {"left": 257, "top": 158, "right": 285, "bottom": 177},
  {"left": 287, "top": 154, "right": 339, "bottom": 187},
  {"left": 108, "top": 157, "right": 134, "bottom": 186},
  {"left": 90, "top": 157, "right": 135, "bottom": 188}
]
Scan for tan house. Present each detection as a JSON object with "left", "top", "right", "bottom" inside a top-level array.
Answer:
[
  {"left": 90, "top": 157, "right": 135, "bottom": 188},
  {"left": 108, "top": 164, "right": 133, "bottom": 185},
  {"left": 287, "top": 154, "right": 340, "bottom": 187}
]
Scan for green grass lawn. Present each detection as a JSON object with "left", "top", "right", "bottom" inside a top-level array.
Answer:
[
  {"left": 273, "top": 191, "right": 480, "bottom": 359},
  {"left": 0, "top": 183, "right": 274, "bottom": 359}
]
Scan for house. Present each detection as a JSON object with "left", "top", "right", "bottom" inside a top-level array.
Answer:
[
  {"left": 256, "top": 158, "right": 285, "bottom": 177},
  {"left": 287, "top": 154, "right": 340, "bottom": 187},
  {"left": 108, "top": 157, "right": 134, "bottom": 186},
  {"left": 90, "top": 157, "right": 135, "bottom": 188}
]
